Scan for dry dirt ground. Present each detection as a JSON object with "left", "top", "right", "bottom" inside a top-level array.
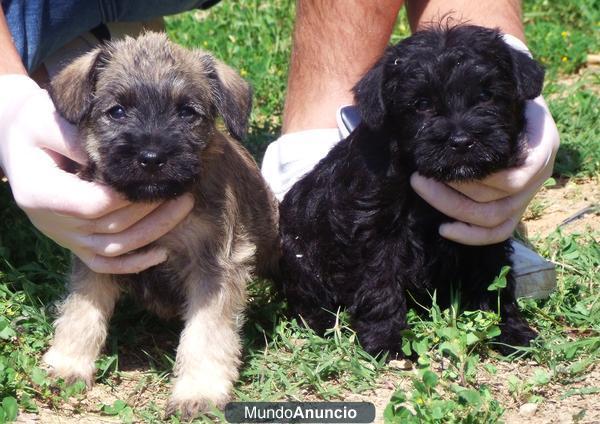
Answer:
[
  {"left": 522, "top": 177, "right": 599, "bottom": 239},
  {"left": 15, "top": 178, "right": 599, "bottom": 423}
]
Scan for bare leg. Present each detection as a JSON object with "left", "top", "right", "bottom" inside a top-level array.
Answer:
[
  {"left": 406, "top": 0, "right": 524, "bottom": 39},
  {"left": 166, "top": 273, "right": 247, "bottom": 419},
  {"left": 282, "top": 0, "right": 403, "bottom": 132},
  {"left": 43, "top": 264, "right": 120, "bottom": 386}
]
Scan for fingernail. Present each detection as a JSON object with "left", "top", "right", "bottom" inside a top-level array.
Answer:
[
  {"left": 410, "top": 173, "right": 427, "bottom": 191},
  {"left": 169, "top": 193, "right": 194, "bottom": 208},
  {"left": 182, "top": 193, "right": 195, "bottom": 210},
  {"left": 438, "top": 224, "right": 450, "bottom": 237},
  {"left": 150, "top": 248, "right": 168, "bottom": 265},
  {"left": 409, "top": 172, "right": 419, "bottom": 186},
  {"left": 180, "top": 192, "right": 194, "bottom": 203}
]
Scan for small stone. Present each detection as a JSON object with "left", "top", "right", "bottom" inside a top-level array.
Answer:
[
  {"left": 519, "top": 403, "right": 538, "bottom": 416},
  {"left": 290, "top": 338, "right": 307, "bottom": 347},
  {"left": 388, "top": 359, "right": 413, "bottom": 370}
]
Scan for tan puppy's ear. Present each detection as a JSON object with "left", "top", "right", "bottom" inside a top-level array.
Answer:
[
  {"left": 203, "top": 56, "right": 253, "bottom": 141},
  {"left": 49, "top": 46, "right": 111, "bottom": 124}
]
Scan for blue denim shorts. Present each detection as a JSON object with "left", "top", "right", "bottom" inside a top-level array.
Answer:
[{"left": 2, "top": 0, "right": 219, "bottom": 72}]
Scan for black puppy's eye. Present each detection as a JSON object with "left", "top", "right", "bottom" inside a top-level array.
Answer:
[
  {"left": 478, "top": 90, "right": 493, "bottom": 102},
  {"left": 415, "top": 98, "right": 432, "bottom": 112},
  {"left": 107, "top": 105, "right": 126, "bottom": 120},
  {"left": 178, "top": 105, "right": 199, "bottom": 119}
]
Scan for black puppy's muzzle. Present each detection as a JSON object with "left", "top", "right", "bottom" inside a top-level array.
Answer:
[{"left": 448, "top": 130, "right": 475, "bottom": 152}]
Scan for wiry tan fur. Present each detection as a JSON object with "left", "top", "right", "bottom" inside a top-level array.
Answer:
[
  {"left": 43, "top": 269, "right": 119, "bottom": 387},
  {"left": 43, "top": 32, "right": 279, "bottom": 420}
]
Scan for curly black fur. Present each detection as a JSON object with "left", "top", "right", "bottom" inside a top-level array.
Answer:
[{"left": 278, "top": 25, "right": 545, "bottom": 356}]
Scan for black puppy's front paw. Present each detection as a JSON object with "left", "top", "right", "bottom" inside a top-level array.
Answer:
[
  {"left": 362, "top": 341, "right": 404, "bottom": 360},
  {"left": 495, "top": 324, "right": 538, "bottom": 355}
]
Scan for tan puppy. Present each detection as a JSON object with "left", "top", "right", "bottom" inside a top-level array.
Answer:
[{"left": 42, "top": 32, "right": 278, "bottom": 419}]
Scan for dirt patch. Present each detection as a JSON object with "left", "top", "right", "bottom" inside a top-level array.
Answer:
[
  {"left": 500, "top": 365, "right": 600, "bottom": 424},
  {"left": 522, "top": 177, "right": 600, "bottom": 239},
  {"left": 17, "top": 371, "right": 170, "bottom": 424}
]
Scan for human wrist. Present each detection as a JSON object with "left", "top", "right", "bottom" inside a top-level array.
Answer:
[
  {"left": 0, "top": 8, "right": 28, "bottom": 75},
  {"left": 0, "top": 74, "right": 41, "bottom": 118},
  {"left": 0, "top": 74, "right": 42, "bottom": 174}
]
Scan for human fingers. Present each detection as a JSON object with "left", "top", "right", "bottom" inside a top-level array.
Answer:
[
  {"left": 79, "top": 247, "right": 169, "bottom": 274},
  {"left": 13, "top": 88, "right": 89, "bottom": 165},
  {"left": 9, "top": 149, "right": 130, "bottom": 219},
  {"left": 410, "top": 171, "right": 543, "bottom": 229},
  {"left": 437, "top": 212, "right": 524, "bottom": 246},
  {"left": 428, "top": 170, "right": 547, "bottom": 245},
  {"left": 445, "top": 181, "right": 508, "bottom": 203},
  {"left": 411, "top": 174, "right": 516, "bottom": 227},
  {"left": 85, "top": 194, "right": 195, "bottom": 257},
  {"left": 85, "top": 201, "right": 163, "bottom": 234}
]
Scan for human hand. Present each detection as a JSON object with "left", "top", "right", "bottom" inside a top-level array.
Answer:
[
  {"left": 410, "top": 96, "right": 559, "bottom": 245},
  {"left": 0, "top": 75, "right": 194, "bottom": 273}
]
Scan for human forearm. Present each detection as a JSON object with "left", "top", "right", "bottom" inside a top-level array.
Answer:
[
  {"left": 0, "top": 6, "right": 30, "bottom": 179},
  {"left": 282, "top": 0, "right": 403, "bottom": 133},
  {"left": 406, "top": 0, "right": 524, "bottom": 41},
  {"left": 0, "top": 6, "right": 27, "bottom": 75}
]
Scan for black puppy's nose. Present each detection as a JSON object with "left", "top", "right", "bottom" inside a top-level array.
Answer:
[
  {"left": 449, "top": 131, "right": 474, "bottom": 152},
  {"left": 138, "top": 150, "right": 165, "bottom": 172}
]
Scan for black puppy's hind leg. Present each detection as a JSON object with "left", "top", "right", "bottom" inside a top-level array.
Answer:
[
  {"left": 351, "top": 281, "right": 408, "bottom": 358},
  {"left": 280, "top": 265, "right": 338, "bottom": 336}
]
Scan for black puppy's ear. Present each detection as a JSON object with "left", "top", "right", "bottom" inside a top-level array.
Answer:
[
  {"left": 203, "top": 56, "right": 252, "bottom": 141},
  {"left": 49, "top": 46, "right": 111, "bottom": 124},
  {"left": 352, "top": 55, "right": 387, "bottom": 129},
  {"left": 508, "top": 48, "right": 545, "bottom": 100}
]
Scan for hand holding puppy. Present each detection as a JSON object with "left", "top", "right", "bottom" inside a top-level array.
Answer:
[
  {"left": 0, "top": 75, "right": 194, "bottom": 274},
  {"left": 411, "top": 96, "right": 559, "bottom": 245}
]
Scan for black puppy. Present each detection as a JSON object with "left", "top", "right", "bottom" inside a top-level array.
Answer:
[{"left": 278, "top": 25, "right": 544, "bottom": 356}]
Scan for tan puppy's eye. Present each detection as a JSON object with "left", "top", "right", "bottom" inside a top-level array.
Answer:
[
  {"left": 107, "top": 105, "right": 126, "bottom": 120},
  {"left": 178, "top": 105, "right": 199, "bottom": 119}
]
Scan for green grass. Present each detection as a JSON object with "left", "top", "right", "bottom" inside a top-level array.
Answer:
[
  {"left": 524, "top": 0, "right": 600, "bottom": 76},
  {"left": 523, "top": 0, "right": 600, "bottom": 179},
  {"left": 546, "top": 79, "right": 600, "bottom": 177},
  {"left": 1, "top": 0, "right": 599, "bottom": 422}
]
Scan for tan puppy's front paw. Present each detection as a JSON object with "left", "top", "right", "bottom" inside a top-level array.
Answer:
[{"left": 42, "top": 348, "right": 95, "bottom": 388}]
